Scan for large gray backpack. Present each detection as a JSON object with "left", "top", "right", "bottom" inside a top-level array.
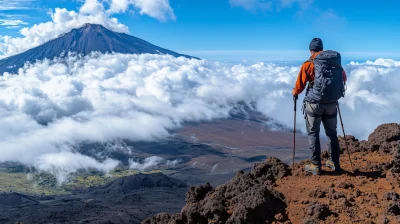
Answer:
[{"left": 305, "top": 50, "right": 345, "bottom": 104}]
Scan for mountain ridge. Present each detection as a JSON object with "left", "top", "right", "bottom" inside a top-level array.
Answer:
[{"left": 0, "top": 23, "right": 198, "bottom": 74}]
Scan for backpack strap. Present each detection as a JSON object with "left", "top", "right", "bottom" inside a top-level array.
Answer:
[
  {"left": 304, "top": 58, "right": 315, "bottom": 93},
  {"left": 305, "top": 58, "right": 314, "bottom": 64}
]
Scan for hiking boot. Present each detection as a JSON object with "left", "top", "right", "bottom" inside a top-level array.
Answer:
[
  {"left": 326, "top": 160, "right": 342, "bottom": 172},
  {"left": 305, "top": 164, "right": 321, "bottom": 175}
]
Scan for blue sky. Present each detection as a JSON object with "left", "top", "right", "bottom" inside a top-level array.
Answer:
[{"left": 0, "top": 0, "right": 399, "bottom": 62}]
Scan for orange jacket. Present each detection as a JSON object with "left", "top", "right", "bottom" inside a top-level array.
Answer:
[{"left": 292, "top": 51, "right": 347, "bottom": 96}]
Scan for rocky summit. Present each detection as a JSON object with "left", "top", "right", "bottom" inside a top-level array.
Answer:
[{"left": 144, "top": 123, "right": 400, "bottom": 224}]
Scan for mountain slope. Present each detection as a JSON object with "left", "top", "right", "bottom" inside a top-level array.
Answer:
[
  {"left": 0, "top": 173, "right": 188, "bottom": 224},
  {"left": 0, "top": 23, "right": 197, "bottom": 74},
  {"left": 144, "top": 123, "right": 400, "bottom": 224}
]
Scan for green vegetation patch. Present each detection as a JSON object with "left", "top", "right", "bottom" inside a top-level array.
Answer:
[{"left": 0, "top": 167, "right": 161, "bottom": 196}]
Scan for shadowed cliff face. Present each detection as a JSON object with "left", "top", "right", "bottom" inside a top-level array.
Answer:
[{"left": 0, "top": 23, "right": 197, "bottom": 74}]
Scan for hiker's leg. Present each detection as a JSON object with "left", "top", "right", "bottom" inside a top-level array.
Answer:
[
  {"left": 305, "top": 102, "right": 323, "bottom": 167},
  {"left": 322, "top": 103, "right": 340, "bottom": 168}
]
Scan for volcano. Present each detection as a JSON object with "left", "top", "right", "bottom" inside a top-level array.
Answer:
[{"left": 0, "top": 23, "right": 197, "bottom": 74}]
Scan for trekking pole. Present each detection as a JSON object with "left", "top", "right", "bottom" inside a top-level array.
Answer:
[
  {"left": 336, "top": 102, "right": 355, "bottom": 172},
  {"left": 293, "top": 97, "right": 297, "bottom": 172}
]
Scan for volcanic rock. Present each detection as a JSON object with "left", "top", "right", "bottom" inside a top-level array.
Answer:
[
  {"left": 142, "top": 213, "right": 184, "bottom": 224},
  {"left": 306, "top": 201, "right": 331, "bottom": 219},
  {"left": 367, "top": 123, "right": 400, "bottom": 153},
  {"left": 251, "top": 157, "right": 291, "bottom": 182},
  {"left": 339, "top": 124, "right": 400, "bottom": 154},
  {"left": 185, "top": 183, "right": 213, "bottom": 204},
  {"left": 143, "top": 157, "right": 289, "bottom": 224},
  {"left": 338, "top": 135, "right": 365, "bottom": 153},
  {"left": 328, "top": 188, "right": 346, "bottom": 200},
  {"left": 385, "top": 200, "right": 400, "bottom": 216},
  {"left": 0, "top": 193, "right": 38, "bottom": 207},
  {"left": 382, "top": 191, "right": 399, "bottom": 201},
  {"left": 336, "top": 180, "right": 354, "bottom": 189},
  {"left": 308, "top": 188, "right": 327, "bottom": 198},
  {"left": 392, "top": 147, "right": 400, "bottom": 173}
]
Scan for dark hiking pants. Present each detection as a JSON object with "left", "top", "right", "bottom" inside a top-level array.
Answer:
[{"left": 304, "top": 101, "right": 340, "bottom": 168}]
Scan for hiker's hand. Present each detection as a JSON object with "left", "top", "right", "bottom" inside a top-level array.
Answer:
[{"left": 293, "top": 95, "right": 298, "bottom": 101}]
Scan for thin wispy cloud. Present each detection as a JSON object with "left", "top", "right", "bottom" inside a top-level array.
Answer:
[
  {"left": 0, "top": 12, "right": 28, "bottom": 18},
  {"left": 0, "top": 19, "right": 28, "bottom": 26},
  {"left": 229, "top": 0, "right": 314, "bottom": 12},
  {"left": 229, "top": 0, "right": 272, "bottom": 12},
  {"left": 0, "top": 0, "right": 37, "bottom": 11},
  {"left": 0, "top": 11, "right": 29, "bottom": 29},
  {"left": 4, "top": 26, "right": 21, "bottom": 29},
  {"left": 280, "top": 0, "right": 314, "bottom": 9}
]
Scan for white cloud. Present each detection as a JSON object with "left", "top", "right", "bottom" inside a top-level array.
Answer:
[
  {"left": 0, "top": 53, "right": 399, "bottom": 182},
  {"left": 0, "top": 0, "right": 175, "bottom": 58},
  {"left": 4, "top": 26, "right": 22, "bottom": 29},
  {"left": 0, "top": 19, "right": 28, "bottom": 26},
  {"left": 34, "top": 152, "right": 119, "bottom": 184},
  {"left": 129, "top": 156, "right": 181, "bottom": 171},
  {"left": 129, "top": 156, "right": 164, "bottom": 171},
  {"left": 0, "top": 11, "right": 29, "bottom": 29},
  {"left": 80, "top": 0, "right": 105, "bottom": 15},
  {"left": 131, "top": 0, "right": 176, "bottom": 21},
  {"left": 166, "top": 159, "right": 181, "bottom": 167},
  {"left": 107, "top": 0, "right": 176, "bottom": 21},
  {"left": 0, "top": 0, "right": 37, "bottom": 11},
  {"left": 0, "top": 4, "right": 128, "bottom": 58}
]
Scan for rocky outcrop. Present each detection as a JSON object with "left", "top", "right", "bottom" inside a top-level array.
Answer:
[
  {"left": 144, "top": 123, "right": 400, "bottom": 224},
  {"left": 368, "top": 123, "right": 400, "bottom": 152},
  {"left": 305, "top": 201, "right": 331, "bottom": 221},
  {"left": 338, "top": 135, "right": 369, "bottom": 153},
  {"left": 392, "top": 147, "right": 400, "bottom": 174},
  {"left": 142, "top": 157, "right": 290, "bottom": 224},
  {"left": 338, "top": 123, "right": 400, "bottom": 154}
]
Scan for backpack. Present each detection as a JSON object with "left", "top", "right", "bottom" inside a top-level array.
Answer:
[{"left": 304, "top": 50, "right": 345, "bottom": 104}]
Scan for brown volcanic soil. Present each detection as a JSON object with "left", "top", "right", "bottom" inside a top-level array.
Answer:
[
  {"left": 177, "top": 118, "right": 311, "bottom": 174},
  {"left": 179, "top": 119, "right": 309, "bottom": 149},
  {"left": 144, "top": 123, "right": 400, "bottom": 224}
]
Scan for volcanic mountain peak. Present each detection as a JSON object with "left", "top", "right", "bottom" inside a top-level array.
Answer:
[
  {"left": 81, "top": 23, "right": 105, "bottom": 30},
  {"left": 0, "top": 23, "right": 197, "bottom": 75}
]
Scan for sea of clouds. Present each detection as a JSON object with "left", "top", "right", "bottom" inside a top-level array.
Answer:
[
  {"left": 0, "top": 53, "right": 399, "bottom": 182},
  {"left": 1, "top": 0, "right": 399, "bottom": 183}
]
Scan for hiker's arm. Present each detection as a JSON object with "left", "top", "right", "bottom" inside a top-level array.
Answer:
[{"left": 292, "top": 62, "right": 311, "bottom": 96}]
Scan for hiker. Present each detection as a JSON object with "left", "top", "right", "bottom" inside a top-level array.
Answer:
[{"left": 292, "top": 38, "right": 347, "bottom": 175}]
